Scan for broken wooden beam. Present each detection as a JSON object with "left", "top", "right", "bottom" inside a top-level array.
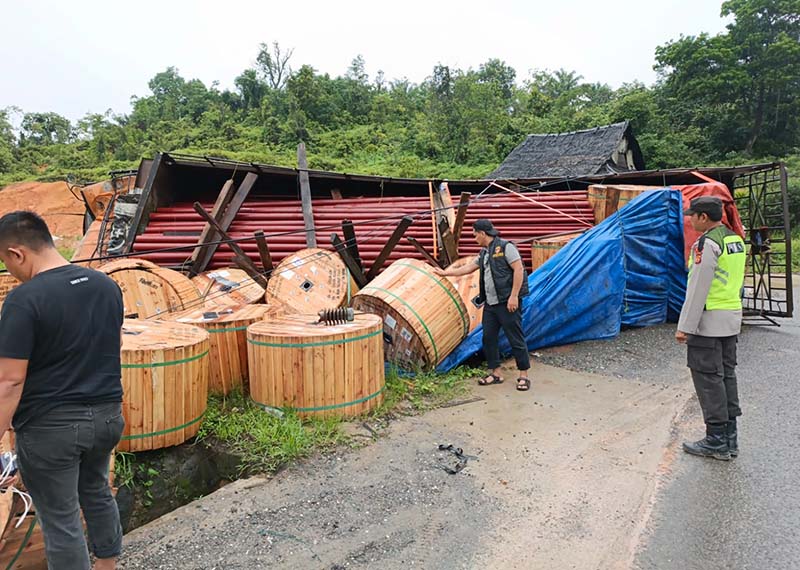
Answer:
[
  {"left": 192, "top": 202, "right": 268, "bottom": 288},
  {"left": 188, "top": 177, "right": 236, "bottom": 275},
  {"left": 438, "top": 216, "right": 458, "bottom": 266},
  {"left": 341, "top": 219, "right": 363, "bottom": 270},
  {"left": 253, "top": 231, "right": 273, "bottom": 275},
  {"left": 190, "top": 172, "right": 259, "bottom": 276},
  {"left": 452, "top": 192, "right": 471, "bottom": 252},
  {"left": 407, "top": 236, "right": 441, "bottom": 268},
  {"left": 365, "top": 215, "right": 414, "bottom": 281},
  {"left": 297, "top": 142, "right": 317, "bottom": 248},
  {"left": 331, "top": 234, "right": 368, "bottom": 289}
]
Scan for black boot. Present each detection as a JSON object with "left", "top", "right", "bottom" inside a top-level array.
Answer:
[
  {"left": 727, "top": 418, "right": 738, "bottom": 458},
  {"left": 682, "top": 424, "right": 730, "bottom": 461}
]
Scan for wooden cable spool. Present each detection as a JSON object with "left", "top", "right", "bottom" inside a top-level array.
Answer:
[
  {"left": 530, "top": 232, "right": 585, "bottom": 272},
  {"left": 445, "top": 257, "right": 483, "bottom": 334},
  {"left": 265, "top": 248, "right": 357, "bottom": 314},
  {"left": 192, "top": 268, "right": 265, "bottom": 308},
  {"left": 119, "top": 319, "right": 209, "bottom": 452},
  {"left": 169, "top": 304, "right": 282, "bottom": 395},
  {"left": 0, "top": 273, "right": 19, "bottom": 312},
  {"left": 99, "top": 258, "right": 201, "bottom": 318},
  {"left": 352, "top": 258, "right": 469, "bottom": 369},
  {"left": 247, "top": 312, "right": 384, "bottom": 417}
]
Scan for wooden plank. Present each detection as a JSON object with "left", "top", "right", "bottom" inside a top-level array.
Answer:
[
  {"left": 192, "top": 202, "right": 268, "bottom": 288},
  {"left": 407, "top": 236, "right": 441, "bottom": 267},
  {"left": 452, "top": 192, "right": 471, "bottom": 252},
  {"left": 365, "top": 215, "right": 414, "bottom": 281},
  {"left": 297, "top": 143, "right": 317, "bottom": 248},
  {"left": 438, "top": 216, "right": 458, "bottom": 267},
  {"left": 428, "top": 181, "right": 438, "bottom": 260},
  {"left": 188, "top": 178, "right": 236, "bottom": 275},
  {"left": 191, "top": 172, "right": 259, "bottom": 275},
  {"left": 331, "top": 234, "right": 368, "bottom": 289},
  {"left": 253, "top": 231, "right": 274, "bottom": 275},
  {"left": 341, "top": 219, "right": 362, "bottom": 270},
  {"left": 437, "top": 182, "right": 456, "bottom": 229}
]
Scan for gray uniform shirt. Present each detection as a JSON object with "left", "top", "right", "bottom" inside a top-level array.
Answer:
[
  {"left": 473, "top": 243, "right": 522, "bottom": 306},
  {"left": 677, "top": 233, "right": 742, "bottom": 337}
]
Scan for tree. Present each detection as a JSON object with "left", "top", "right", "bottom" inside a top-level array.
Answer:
[
  {"left": 234, "top": 69, "right": 267, "bottom": 110},
  {"left": 0, "top": 108, "right": 16, "bottom": 173},
  {"left": 19, "top": 112, "right": 73, "bottom": 146},
  {"left": 655, "top": 0, "right": 800, "bottom": 156},
  {"left": 256, "top": 41, "right": 293, "bottom": 90}
]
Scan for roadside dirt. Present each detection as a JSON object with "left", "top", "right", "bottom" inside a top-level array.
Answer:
[
  {"left": 119, "top": 362, "right": 691, "bottom": 570},
  {"left": 0, "top": 180, "right": 86, "bottom": 249}
]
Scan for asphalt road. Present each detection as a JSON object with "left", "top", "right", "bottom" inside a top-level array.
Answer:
[{"left": 634, "top": 283, "right": 800, "bottom": 570}]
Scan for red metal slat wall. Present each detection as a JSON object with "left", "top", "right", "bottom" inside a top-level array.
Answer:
[{"left": 133, "top": 192, "right": 594, "bottom": 272}]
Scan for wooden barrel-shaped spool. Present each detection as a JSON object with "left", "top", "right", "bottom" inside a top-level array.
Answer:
[
  {"left": 247, "top": 313, "right": 384, "bottom": 417},
  {"left": 0, "top": 272, "right": 20, "bottom": 312},
  {"left": 119, "top": 319, "right": 209, "bottom": 452},
  {"left": 446, "top": 257, "right": 483, "bottom": 333},
  {"left": 352, "top": 258, "right": 469, "bottom": 369},
  {"left": 265, "top": 248, "right": 357, "bottom": 314},
  {"left": 169, "top": 304, "right": 282, "bottom": 395},
  {"left": 192, "top": 268, "right": 265, "bottom": 308},
  {"left": 99, "top": 258, "right": 201, "bottom": 318},
  {"left": 530, "top": 232, "right": 585, "bottom": 271}
]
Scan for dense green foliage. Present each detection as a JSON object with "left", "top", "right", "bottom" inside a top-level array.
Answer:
[{"left": 1, "top": 1, "right": 798, "bottom": 225}]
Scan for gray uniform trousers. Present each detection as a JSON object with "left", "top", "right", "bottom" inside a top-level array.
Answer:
[{"left": 687, "top": 334, "right": 741, "bottom": 426}]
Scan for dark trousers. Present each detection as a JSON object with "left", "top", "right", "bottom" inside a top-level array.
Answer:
[
  {"left": 482, "top": 302, "right": 530, "bottom": 371},
  {"left": 15, "top": 402, "right": 125, "bottom": 570},
  {"left": 686, "top": 335, "right": 741, "bottom": 426}
]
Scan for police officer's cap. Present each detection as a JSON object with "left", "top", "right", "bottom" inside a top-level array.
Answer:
[{"left": 684, "top": 196, "right": 723, "bottom": 221}]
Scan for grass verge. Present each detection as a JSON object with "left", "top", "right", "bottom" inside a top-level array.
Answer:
[{"left": 189, "top": 364, "right": 480, "bottom": 475}]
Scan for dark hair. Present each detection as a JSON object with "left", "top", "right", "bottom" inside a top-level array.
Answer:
[{"left": 0, "top": 211, "right": 55, "bottom": 251}]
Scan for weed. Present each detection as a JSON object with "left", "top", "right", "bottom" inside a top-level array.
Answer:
[{"left": 196, "top": 390, "right": 348, "bottom": 473}]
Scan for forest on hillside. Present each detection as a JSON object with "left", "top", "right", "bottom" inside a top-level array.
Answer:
[{"left": 0, "top": 1, "right": 798, "bottom": 221}]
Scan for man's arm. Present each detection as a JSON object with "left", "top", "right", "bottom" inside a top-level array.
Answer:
[
  {"left": 0, "top": 358, "right": 27, "bottom": 434},
  {"left": 434, "top": 259, "right": 480, "bottom": 277},
  {"left": 677, "top": 240, "right": 721, "bottom": 336},
  {"left": 0, "top": 301, "right": 35, "bottom": 433},
  {"left": 508, "top": 259, "right": 524, "bottom": 312}
]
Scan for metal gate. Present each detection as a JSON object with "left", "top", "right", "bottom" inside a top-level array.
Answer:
[{"left": 733, "top": 163, "right": 794, "bottom": 322}]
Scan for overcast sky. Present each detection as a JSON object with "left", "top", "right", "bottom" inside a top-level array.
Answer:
[{"left": 1, "top": 0, "right": 731, "bottom": 124}]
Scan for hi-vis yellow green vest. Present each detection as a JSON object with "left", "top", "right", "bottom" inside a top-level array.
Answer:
[{"left": 688, "top": 225, "right": 746, "bottom": 310}]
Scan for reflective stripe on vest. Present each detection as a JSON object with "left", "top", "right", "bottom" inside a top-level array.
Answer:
[{"left": 688, "top": 227, "right": 746, "bottom": 311}]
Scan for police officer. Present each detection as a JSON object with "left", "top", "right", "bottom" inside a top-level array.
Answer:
[
  {"left": 676, "top": 196, "right": 746, "bottom": 461},
  {"left": 436, "top": 219, "right": 531, "bottom": 391}
]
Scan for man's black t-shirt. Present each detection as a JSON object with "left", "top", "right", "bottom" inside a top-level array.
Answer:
[{"left": 0, "top": 264, "right": 124, "bottom": 430}]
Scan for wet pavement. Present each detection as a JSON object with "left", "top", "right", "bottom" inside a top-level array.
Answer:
[{"left": 633, "top": 283, "right": 800, "bottom": 570}]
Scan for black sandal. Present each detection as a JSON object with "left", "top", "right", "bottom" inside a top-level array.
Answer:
[
  {"left": 516, "top": 377, "right": 531, "bottom": 391},
  {"left": 478, "top": 374, "right": 503, "bottom": 386}
]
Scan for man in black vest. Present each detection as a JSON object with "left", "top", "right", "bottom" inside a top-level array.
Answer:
[{"left": 436, "top": 219, "right": 531, "bottom": 390}]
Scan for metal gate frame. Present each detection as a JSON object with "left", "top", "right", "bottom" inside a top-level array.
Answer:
[{"left": 733, "top": 163, "right": 793, "bottom": 323}]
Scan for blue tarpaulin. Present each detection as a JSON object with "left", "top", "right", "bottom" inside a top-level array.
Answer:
[{"left": 437, "top": 189, "right": 687, "bottom": 372}]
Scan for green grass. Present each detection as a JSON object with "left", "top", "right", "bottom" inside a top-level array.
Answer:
[
  {"left": 195, "top": 390, "right": 348, "bottom": 473},
  {"left": 191, "top": 365, "right": 479, "bottom": 474},
  {"left": 792, "top": 231, "right": 799, "bottom": 273}
]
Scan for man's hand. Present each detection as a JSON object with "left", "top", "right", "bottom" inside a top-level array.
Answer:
[
  {"left": 507, "top": 296, "right": 519, "bottom": 312},
  {"left": 0, "top": 474, "right": 18, "bottom": 491},
  {"left": 432, "top": 267, "right": 446, "bottom": 277},
  {"left": 675, "top": 330, "right": 688, "bottom": 344}
]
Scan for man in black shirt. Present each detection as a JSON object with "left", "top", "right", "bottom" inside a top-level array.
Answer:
[{"left": 0, "top": 211, "right": 124, "bottom": 570}]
